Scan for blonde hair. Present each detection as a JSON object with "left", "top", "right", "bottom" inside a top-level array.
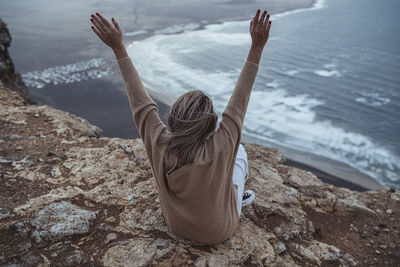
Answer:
[{"left": 166, "top": 90, "right": 218, "bottom": 164}]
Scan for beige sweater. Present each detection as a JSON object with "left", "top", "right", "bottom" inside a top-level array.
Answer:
[{"left": 117, "top": 57, "right": 259, "bottom": 244}]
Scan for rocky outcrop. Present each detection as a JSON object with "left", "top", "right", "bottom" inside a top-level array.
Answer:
[
  {"left": 0, "top": 86, "right": 399, "bottom": 266},
  {"left": 0, "top": 19, "right": 34, "bottom": 104}
]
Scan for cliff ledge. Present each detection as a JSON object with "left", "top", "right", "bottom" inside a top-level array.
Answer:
[{"left": 0, "top": 86, "right": 399, "bottom": 266}]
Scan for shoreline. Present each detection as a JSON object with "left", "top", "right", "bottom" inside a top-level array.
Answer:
[
  {"left": 129, "top": 0, "right": 385, "bottom": 192},
  {"left": 148, "top": 92, "right": 384, "bottom": 192},
  {"left": 5, "top": 0, "right": 388, "bottom": 191}
]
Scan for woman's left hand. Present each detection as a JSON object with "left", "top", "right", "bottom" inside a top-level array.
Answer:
[{"left": 90, "top": 13, "right": 123, "bottom": 51}]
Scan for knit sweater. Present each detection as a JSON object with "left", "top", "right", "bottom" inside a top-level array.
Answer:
[{"left": 117, "top": 56, "right": 259, "bottom": 244}]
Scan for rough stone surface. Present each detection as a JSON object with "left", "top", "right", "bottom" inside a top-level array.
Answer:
[
  {"left": 0, "top": 85, "right": 399, "bottom": 266},
  {"left": 0, "top": 19, "right": 34, "bottom": 104},
  {"left": 30, "top": 201, "right": 98, "bottom": 243}
]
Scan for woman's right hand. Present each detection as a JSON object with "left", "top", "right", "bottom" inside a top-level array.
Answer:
[{"left": 249, "top": 9, "right": 272, "bottom": 50}]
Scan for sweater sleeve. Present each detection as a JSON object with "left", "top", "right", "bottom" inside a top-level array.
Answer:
[
  {"left": 217, "top": 61, "right": 259, "bottom": 146},
  {"left": 117, "top": 56, "right": 167, "bottom": 162}
]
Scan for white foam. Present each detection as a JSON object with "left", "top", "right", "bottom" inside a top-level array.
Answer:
[
  {"left": 125, "top": 30, "right": 148, "bottom": 37},
  {"left": 155, "top": 23, "right": 201, "bottom": 35},
  {"left": 284, "top": 70, "right": 300, "bottom": 76},
  {"left": 124, "top": 0, "right": 399, "bottom": 188},
  {"left": 266, "top": 81, "right": 280, "bottom": 88},
  {"left": 22, "top": 58, "right": 115, "bottom": 89},
  {"left": 314, "top": 69, "right": 341, "bottom": 77},
  {"left": 355, "top": 91, "right": 391, "bottom": 106},
  {"left": 272, "top": 0, "right": 327, "bottom": 20}
]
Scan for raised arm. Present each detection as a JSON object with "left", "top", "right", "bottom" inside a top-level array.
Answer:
[
  {"left": 90, "top": 13, "right": 166, "bottom": 159},
  {"left": 219, "top": 9, "right": 272, "bottom": 145}
]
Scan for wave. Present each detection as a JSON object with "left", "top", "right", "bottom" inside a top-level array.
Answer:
[
  {"left": 125, "top": 0, "right": 399, "bottom": 189},
  {"left": 355, "top": 91, "right": 391, "bottom": 107},
  {"left": 22, "top": 58, "right": 115, "bottom": 89},
  {"left": 125, "top": 30, "right": 148, "bottom": 37},
  {"left": 314, "top": 69, "right": 341, "bottom": 77},
  {"left": 154, "top": 22, "right": 206, "bottom": 35}
]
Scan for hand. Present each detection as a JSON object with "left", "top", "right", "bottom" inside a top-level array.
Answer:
[
  {"left": 90, "top": 13, "right": 123, "bottom": 51},
  {"left": 249, "top": 9, "right": 272, "bottom": 50}
]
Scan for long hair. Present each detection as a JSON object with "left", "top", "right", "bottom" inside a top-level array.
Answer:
[{"left": 166, "top": 90, "right": 218, "bottom": 164}]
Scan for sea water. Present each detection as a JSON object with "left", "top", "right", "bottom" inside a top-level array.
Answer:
[
  {"left": 123, "top": 0, "right": 400, "bottom": 189},
  {"left": 19, "top": 0, "right": 400, "bottom": 189}
]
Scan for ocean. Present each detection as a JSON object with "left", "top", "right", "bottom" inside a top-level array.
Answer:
[
  {"left": 17, "top": 0, "right": 400, "bottom": 189},
  {"left": 123, "top": 0, "right": 400, "bottom": 189}
]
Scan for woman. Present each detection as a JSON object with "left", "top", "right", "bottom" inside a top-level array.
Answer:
[{"left": 90, "top": 9, "right": 271, "bottom": 245}]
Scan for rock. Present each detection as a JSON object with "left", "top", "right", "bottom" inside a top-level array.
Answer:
[
  {"left": 80, "top": 125, "right": 103, "bottom": 137},
  {"left": 102, "top": 238, "right": 174, "bottom": 267},
  {"left": 386, "top": 209, "right": 392, "bottom": 215},
  {"left": 0, "top": 84, "right": 399, "bottom": 266},
  {"left": 0, "top": 207, "right": 11, "bottom": 220},
  {"left": 20, "top": 253, "right": 41, "bottom": 266},
  {"left": 63, "top": 250, "right": 87, "bottom": 266},
  {"left": 0, "top": 19, "right": 34, "bottom": 103},
  {"left": 105, "top": 216, "right": 116, "bottom": 223},
  {"left": 390, "top": 251, "right": 400, "bottom": 258},
  {"left": 18, "top": 242, "right": 32, "bottom": 252},
  {"left": 30, "top": 201, "right": 98, "bottom": 242},
  {"left": 105, "top": 233, "right": 117, "bottom": 244},
  {"left": 195, "top": 254, "right": 229, "bottom": 267},
  {"left": 0, "top": 158, "right": 12, "bottom": 164},
  {"left": 3, "top": 134, "right": 22, "bottom": 141},
  {"left": 274, "top": 241, "right": 287, "bottom": 255},
  {"left": 11, "top": 221, "right": 28, "bottom": 237},
  {"left": 375, "top": 250, "right": 381, "bottom": 255}
]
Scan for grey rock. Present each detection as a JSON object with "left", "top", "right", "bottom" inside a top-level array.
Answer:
[
  {"left": 11, "top": 221, "right": 28, "bottom": 237},
  {"left": 21, "top": 253, "right": 41, "bottom": 267},
  {"left": 30, "top": 201, "right": 98, "bottom": 242},
  {"left": 0, "top": 207, "right": 11, "bottom": 220},
  {"left": 80, "top": 125, "right": 103, "bottom": 137},
  {"left": 63, "top": 250, "right": 87, "bottom": 266},
  {"left": 0, "top": 19, "right": 34, "bottom": 103},
  {"left": 105, "top": 233, "right": 117, "bottom": 244},
  {"left": 18, "top": 242, "right": 32, "bottom": 252},
  {"left": 391, "top": 251, "right": 400, "bottom": 258},
  {"left": 3, "top": 134, "right": 22, "bottom": 141}
]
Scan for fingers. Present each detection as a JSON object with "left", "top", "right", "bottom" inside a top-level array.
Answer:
[
  {"left": 91, "top": 26, "right": 104, "bottom": 40},
  {"left": 262, "top": 13, "right": 270, "bottom": 30},
  {"left": 266, "top": 20, "right": 272, "bottom": 34},
  {"left": 252, "top": 9, "right": 260, "bottom": 28},
  {"left": 96, "top": 12, "right": 113, "bottom": 29},
  {"left": 90, "top": 15, "right": 105, "bottom": 33},
  {"left": 257, "top": 10, "right": 267, "bottom": 31},
  {"left": 111, "top": 17, "right": 121, "bottom": 32}
]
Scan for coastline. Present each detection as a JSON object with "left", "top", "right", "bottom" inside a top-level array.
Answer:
[
  {"left": 3, "top": 0, "right": 388, "bottom": 191},
  {"left": 149, "top": 89, "right": 384, "bottom": 192},
  {"left": 129, "top": 0, "right": 385, "bottom": 192}
]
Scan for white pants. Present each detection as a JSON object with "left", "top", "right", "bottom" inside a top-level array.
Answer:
[{"left": 232, "top": 144, "right": 249, "bottom": 216}]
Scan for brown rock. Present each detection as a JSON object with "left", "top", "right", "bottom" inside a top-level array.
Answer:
[{"left": 0, "top": 86, "right": 399, "bottom": 266}]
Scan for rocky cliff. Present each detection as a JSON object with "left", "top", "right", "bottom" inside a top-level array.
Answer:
[
  {"left": 0, "top": 19, "right": 34, "bottom": 104},
  {"left": 0, "top": 86, "right": 399, "bottom": 266}
]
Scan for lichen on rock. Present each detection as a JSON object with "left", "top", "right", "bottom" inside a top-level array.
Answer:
[
  {"left": 30, "top": 201, "right": 98, "bottom": 243},
  {"left": 0, "top": 85, "right": 399, "bottom": 266}
]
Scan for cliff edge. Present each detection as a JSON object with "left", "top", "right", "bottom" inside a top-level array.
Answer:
[
  {"left": 0, "top": 86, "right": 399, "bottom": 266},
  {"left": 0, "top": 19, "right": 34, "bottom": 104}
]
